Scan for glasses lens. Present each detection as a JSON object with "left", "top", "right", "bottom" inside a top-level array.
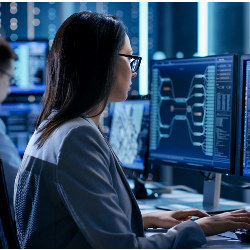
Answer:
[
  {"left": 9, "top": 78, "right": 15, "bottom": 86},
  {"left": 131, "top": 59, "right": 139, "bottom": 73}
]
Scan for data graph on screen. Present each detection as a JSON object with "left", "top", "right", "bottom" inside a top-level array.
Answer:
[
  {"left": 242, "top": 60, "right": 250, "bottom": 177},
  {"left": 149, "top": 56, "right": 236, "bottom": 172}
]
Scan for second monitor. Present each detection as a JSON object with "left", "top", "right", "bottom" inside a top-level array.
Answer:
[
  {"left": 149, "top": 55, "right": 238, "bottom": 211},
  {"left": 109, "top": 98, "right": 150, "bottom": 174},
  {"left": 149, "top": 55, "right": 237, "bottom": 174},
  {"left": 108, "top": 98, "right": 160, "bottom": 198},
  {"left": 238, "top": 55, "right": 250, "bottom": 179},
  {"left": 9, "top": 40, "right": 49, "bottom": 93}
]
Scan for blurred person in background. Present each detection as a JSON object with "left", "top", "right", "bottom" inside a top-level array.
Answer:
[{"left": 0, "top": 37, "right": 21, "bottom": 217}]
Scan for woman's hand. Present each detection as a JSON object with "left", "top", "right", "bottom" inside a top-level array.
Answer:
[
  {"left": 142, "top": 208, "right": 209, "bottom": 229},
  {"left": 195, "top": 209, "right": 250, "bottom": 236}
]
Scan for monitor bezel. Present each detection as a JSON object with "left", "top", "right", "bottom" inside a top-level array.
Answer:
[
  {"left": 148, "top": 54, "right": 238, "bottom": 174},
  {"left": 238, "top": 55, "right": 250, "bottom": 180},
  {"left": 7, "top": 39, "right": 49, "bottom": 94}
]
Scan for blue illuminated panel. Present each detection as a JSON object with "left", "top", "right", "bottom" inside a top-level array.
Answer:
[
  {"left": 243, "top": 61, "right": 250, "bottom": 177},
  {"left": 109, "top": 100, "right": 149, "bottom": 171},
  {"left": 149, "top": 55, "right": 235, "bottom": 171},
  {"left": 0, "top": 103, "right": 42, "bottom": 154},
  {"left": 9, "top": 41, "right": 48, "bottom": 93}
]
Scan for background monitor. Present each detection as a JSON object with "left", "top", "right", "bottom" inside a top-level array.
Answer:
[
  {"left": 149, "top": 55, "right": 237, "bottom": 174},
  {"left": 0, "top": 103, "right": 42, "bottom": 155},
  {"left": 109, "top": 98, "right": 150, "bottom": 175},
  {"left": 239, "top": 55, "right": 250, "bottom": 178},
  {"left": 9, "top": 40, "right": 48, "bottom": 93}
]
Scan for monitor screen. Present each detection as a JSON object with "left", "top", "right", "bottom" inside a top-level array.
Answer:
[
  {"left": 0, "top": 103, "right": 42, "bottom": 155},
  {"left": 109, "top": 99, "right": 150, "bottom": 172},
  {"left": 241, "top": 56, "right": 250, "bottom": 178},
  {"left": 9, "top": 40, "right": 48, "bottom": 94},
  {"left": 149, "top": 55, "right": 237, "bottom": 173}
]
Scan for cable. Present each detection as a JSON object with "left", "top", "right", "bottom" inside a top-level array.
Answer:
[{"left": 221, "top": 180, "right": 250, "bottom": 189}]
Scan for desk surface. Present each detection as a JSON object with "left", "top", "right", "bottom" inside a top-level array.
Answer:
[
  {"left": 137, "top": 190, "right": 249, "bottom": 212},
  {"left": 205, "top": 235, "right": 250, "bottom": 249},
  {"left": 138, "top": 190, "right": 250, "bottom": 248}
]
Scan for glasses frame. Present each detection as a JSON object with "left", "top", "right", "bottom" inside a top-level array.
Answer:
[
  {"left": 0, "top": 68, "right": 15, "bottom": 84},
  {"left": 118, "top": 53, "right": 142, "bottom": 73}
]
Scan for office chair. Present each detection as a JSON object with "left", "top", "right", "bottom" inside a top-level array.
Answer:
[{"left": 0, "top": 158, "right": 20, "bottom": 248}]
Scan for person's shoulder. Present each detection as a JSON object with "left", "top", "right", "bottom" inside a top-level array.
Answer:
[
  {"left": 58, "top": 118, "right": 110, "bottom": 163},
  {"left": 25, "top": 117, "right": 101, "bottom": 165},
  {"left": 60, "top": 117, "right": 105, "bottom": 146},
  {"left": 0, "top": 118, "right": 6, "bottom": 134},
  {"left": 58, "top": 117, "right": 100, "bottom": 138},
  {"left": 59, "top": 116, "right": 90, "bottom": 128}
]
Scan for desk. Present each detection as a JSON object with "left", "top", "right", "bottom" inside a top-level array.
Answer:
[
  {"left": 138, "top": 190, "right": 250, "bottom": 248},
  {"left": 205, "top": 235, "right": 250, "bottom": 249}
]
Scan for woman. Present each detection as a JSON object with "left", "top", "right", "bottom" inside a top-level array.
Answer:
[{"left": 14, "top": 11, "right": 250, "bottom": 248}]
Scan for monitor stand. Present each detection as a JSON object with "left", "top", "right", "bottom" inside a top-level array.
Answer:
[
  {"left": 133, "top": 178, "right": 161, "bottom": 199},
  {"left": 202, "top": 172, "right": 221, "bottom": 212},
  {"left": 202, "top": 172, "right": 243, "bottom": 213}
]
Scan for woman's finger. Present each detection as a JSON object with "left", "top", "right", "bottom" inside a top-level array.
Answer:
[
  {"left": 230, "top": 209, "right": 248, "bottom": 214},
  {"left": 175, "top": 209, "right": 209, "bottom": 219}
]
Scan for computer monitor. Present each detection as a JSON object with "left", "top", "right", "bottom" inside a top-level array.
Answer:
[
  {"left": 109, "top": 98, "right": 150, "bottom": 175},
  {"left": 149, "top": 55, "right": 238, "bottom": 210},
  {"left": 0, "top": 103, "right": 42, "bottom": 155},
  {"left": 238, "top": 55, "right": 250, "bottom": 179},
  {"left": 9, "top": 40, "right": 48, "bottom": 94},
  {"left": 109, "top": 97, "right": 160, "bottom": 198},
  {"left": 149, "top": 55, "right": 237, "bottom": 174}
]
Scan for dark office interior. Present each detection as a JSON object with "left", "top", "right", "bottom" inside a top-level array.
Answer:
[
  {"left": 1, "top": 2, "right": 250, "bottom": 201},
  {"left": 2, "top": 2, "right": 250, "bottom": 247}
]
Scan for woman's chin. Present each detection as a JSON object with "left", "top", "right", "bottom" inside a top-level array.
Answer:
[
  {"left": 116, "top": 94, "right": 128, "bottom": 102},
  {"left": 120, "top": 94, "right": 128, "bottom": 102},
  {"left": 108, "top": 90, "right": 130, "bottom": 102}
]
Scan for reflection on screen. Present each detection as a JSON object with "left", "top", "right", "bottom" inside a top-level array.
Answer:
[
  {"left": 109, "top": 100, "right": 149, "bottom": 171},
  {"left": 9, "top": 41, "right": 48, "bottom": 93}
]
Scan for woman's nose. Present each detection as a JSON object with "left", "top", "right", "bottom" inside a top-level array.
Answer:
[{"left": 132, "top": 72, "right": 137, "bottom": 78}]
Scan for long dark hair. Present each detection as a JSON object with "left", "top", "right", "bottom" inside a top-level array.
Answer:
[{"left": 36, "top": 11, "right": 127, "bottom": 147}]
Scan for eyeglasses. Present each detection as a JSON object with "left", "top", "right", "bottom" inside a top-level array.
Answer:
[
  {"left": 0, "top": 68, "right": 15, "bottom": 85},
  {"left": 118, "top": 54, "right": 142, "bottom": 73}
]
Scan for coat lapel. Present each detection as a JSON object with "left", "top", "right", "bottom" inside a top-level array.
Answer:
[
  {"left": 89, "top": 120, "right": 145, "bottom": 236},
  {"left": 111, "top": 152, "right": 145, "bottom": 236}
]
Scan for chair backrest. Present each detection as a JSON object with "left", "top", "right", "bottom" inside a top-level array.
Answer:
[{"left": 0, "top": 158, "right": 19, "bottom": 248}]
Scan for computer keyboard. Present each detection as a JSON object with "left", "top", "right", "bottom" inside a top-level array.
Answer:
[
  {"left": 155, "top": 205, "right": 237, "bottom": 214},
  {"left": 145, "top": 226, "right": 250, "bottom": 243},
  {"left": 218, "top": 231, "right": 238, "bottom": 240},
  {"left": 234, "top": 229, "right": 250, "bottom": 243},
  {"left": 218, "top": 229, "right": 250, "bottom": 242}
]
